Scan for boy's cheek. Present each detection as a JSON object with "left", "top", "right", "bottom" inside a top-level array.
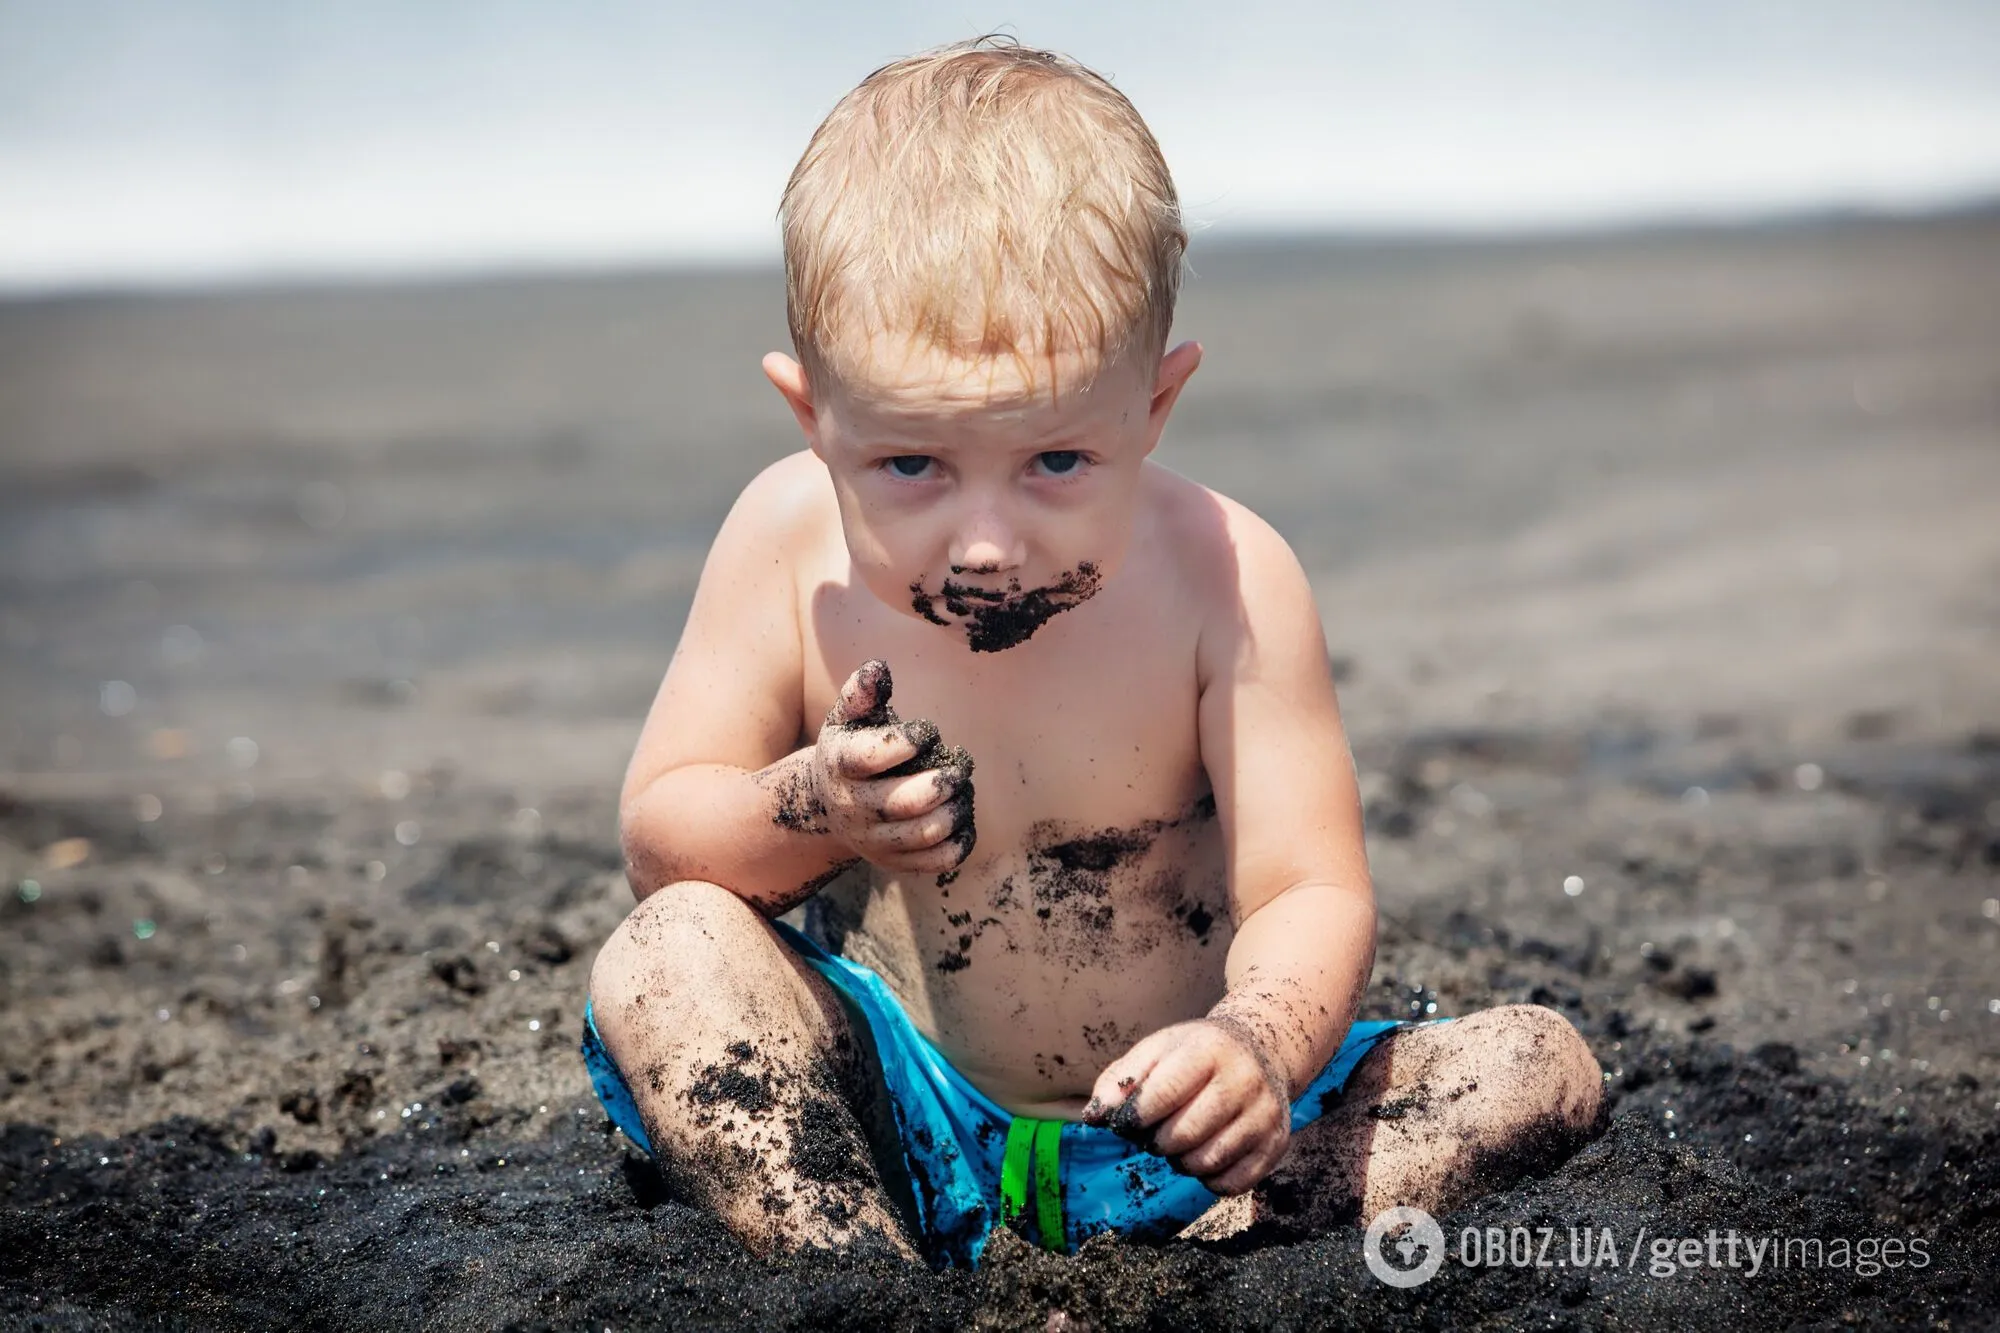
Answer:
[
  {"left": 842, "top": 531, "right": 939, "bottom": 619},
  {"left": 828, "top": 500, "right": 916, "bottom": 574},
  {"left": 860, "top": 567, "right": 929, "bottom": 620}
]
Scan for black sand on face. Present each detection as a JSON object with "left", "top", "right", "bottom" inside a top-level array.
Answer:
[
  {"left": 3, "top": 217, "right": 1999, "bottom": 1327},
  {"left": 909, "top": 561, "right": 1103, "bottom": 653}
]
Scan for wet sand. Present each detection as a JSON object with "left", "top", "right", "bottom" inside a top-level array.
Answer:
[{"left": 2, "top": 214, "right": 1998, "bottom": 1327}]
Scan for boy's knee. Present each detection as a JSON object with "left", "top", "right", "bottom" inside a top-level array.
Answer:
[
  {"left": 589, "top": 879, "right": 755, "bottom": 1016},
  {"left": 1480, "top": 1004, "right": 1602, "bottom": 1126}
]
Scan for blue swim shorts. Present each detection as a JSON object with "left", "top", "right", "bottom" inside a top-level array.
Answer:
[{"left": 582, "top": 919, "right": 1427, "bottom": 1268}]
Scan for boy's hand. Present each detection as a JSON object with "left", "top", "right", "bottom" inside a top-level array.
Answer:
[
  {"left": 1081, "top": 1018, "right": 1291, "bottom": 1195},
  {"left": 812, "top": 660, "right": 975, "bottom": 875}
]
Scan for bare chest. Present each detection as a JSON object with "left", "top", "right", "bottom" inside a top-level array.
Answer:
[
  {"left": 792, "top": 568, "right": 1231, "bottom": 1102},
  {"left": 797, "top": 571, "right": 1207, "bottom": 860}
]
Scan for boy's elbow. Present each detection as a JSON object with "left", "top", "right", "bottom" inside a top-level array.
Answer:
[
  {"left": 1279, "top": 876, "right": 1374, "bottom": 911},
  {"left": 618, "top": 762, "right": 694, "bottom": 901},
  {"left": 618, "top": 826, "right": 654, "bottom": 903},
  {"left": 618, "top": 803, "right": 682, "bottom": 903}
]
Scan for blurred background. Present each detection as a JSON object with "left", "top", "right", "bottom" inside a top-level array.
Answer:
[
  {"left": 6, "top": 1, "right": 2000, "bottom": 289},
  {"left": 1, "top": 0, "right": 1997, "bottom": 1176},
  {"left": 4, "top": 0, "right": 1997, "bottom": 794}
]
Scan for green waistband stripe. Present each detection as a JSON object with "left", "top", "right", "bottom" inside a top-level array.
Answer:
[
  {"left": 1031, "top": 1119, "right": 1065, "bottom": 1251},
  {"left": 1000, "top": 1116, "right": 1035, "bottom": 1228},
  {"left": 998, "top": 1115, "right": 1066, "bottom": 1251}
]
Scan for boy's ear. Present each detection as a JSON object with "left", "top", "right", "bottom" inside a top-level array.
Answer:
[
  {"left": 762, "top": 353, "right": 822, "bottom": 455},
  {"left": 1145, "top": 340, "right": 1203, "bottom": 441}
]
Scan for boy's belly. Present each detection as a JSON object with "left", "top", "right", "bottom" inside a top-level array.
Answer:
[{"left": 807, "top": 800, "right": 1230, "bottom": 1117}]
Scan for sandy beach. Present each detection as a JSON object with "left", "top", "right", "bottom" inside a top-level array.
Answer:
[{"left": 2, "top": 213, "right": 1997, "bottom": 1328}]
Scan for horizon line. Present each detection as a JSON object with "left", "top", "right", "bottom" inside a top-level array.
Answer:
[{"left": 5, "top": 194, "right": 1996, "bottom": 307}]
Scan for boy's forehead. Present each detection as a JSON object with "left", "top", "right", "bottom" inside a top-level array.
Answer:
[{"left": 821, "top": 335, "right": 1146, "bottom": 427}]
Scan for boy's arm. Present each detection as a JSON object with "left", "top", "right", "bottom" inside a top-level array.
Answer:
[
  {"left": 618, "top": 457, "right": 845, "bottom": 912},
  {"left": 621, "top": 458, "right": 966, "bottom": 913},
  {"left": 1084, "top": 500, "right": 1375, "bottom": 1194},
  {"left": 1200, "top": 499, "right": 1377, "bottom": 1092}
]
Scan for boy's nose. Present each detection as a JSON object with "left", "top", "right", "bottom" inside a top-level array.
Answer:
[{"left": 948, "top": 516, "right": 1025, "bottom": 576}]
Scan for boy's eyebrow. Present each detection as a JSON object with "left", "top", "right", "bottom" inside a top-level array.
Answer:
[{"left": 865, "top": 432, "right": 1087, "bottom": 457}]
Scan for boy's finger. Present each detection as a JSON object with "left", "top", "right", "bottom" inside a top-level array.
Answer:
[
  {"left": 864, "top": 803, "right": 963, "bottom": 853},
  {"left": 1120, "top": 1045, "right": 1216, "bottom": 1129},
  {"left": 864, "top": 768, "right": 960, "bottom": 821},
  {"left": 1202, "top": 1135, "right": 1289, "bottom": 1198},
  {"left": 1082, "top": 1039, "right": 1168, "bottom": 1124},
  {"left": 831, "top": 726, "right": 919, "bottom": 779},
  {"left": 1147, "top": 1078, "right": 1240, "bottom": 1157},
  {"left": 826, "top": 659, "right": 892, "bottom": 729},
  {"left": 1172, "top": 1102, "right": 1275, "bottom": 1179},
  {"left": 873, "top": 840, "right": 965, "bottom": 876},
  {"left": 1178, "top": 1132, "right": 1256, "bottom": 1186},
  {"left": 873, "top": 838, "right": 969, "bottom": 877},
  {"left": 1083, "top": 1028, "right": 1195, "bottom": 1127}
]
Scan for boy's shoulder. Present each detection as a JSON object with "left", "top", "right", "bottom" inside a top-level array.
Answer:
[
  {"left": 731, "top": 449, "right": 839, "bottom": 534},
  {"left": 1142, "top": 463, "right": 1311, "bottom": 601},
  {"left": 709, "top": 450, "right": 843, "bottom": 575},
  {"left": 1142, "top": 465, "right": 1325, "bottom": 693}
]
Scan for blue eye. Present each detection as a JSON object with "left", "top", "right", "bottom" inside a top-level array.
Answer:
[
  {"left": 885, "top": 455, "right": 933, "bottom": 479},
  {"left": 1037, "top": 450, "right": 1083, "bottom": 476}
]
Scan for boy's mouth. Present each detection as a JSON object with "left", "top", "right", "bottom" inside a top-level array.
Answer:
[{"left": 908, "top": 561, "right": 1103, "bottom": 653}]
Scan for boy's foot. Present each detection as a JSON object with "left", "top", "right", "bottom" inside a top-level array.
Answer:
[{"left": 1182, "top": 1005, "right": 1603, "bottom": 1240}]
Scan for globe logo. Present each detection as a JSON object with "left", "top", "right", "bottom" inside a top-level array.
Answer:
[{"left": 1363, "top": 1205, "right": 1445, "bottom": 1288}]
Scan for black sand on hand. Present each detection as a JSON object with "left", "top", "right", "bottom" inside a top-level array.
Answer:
[{"left": 833, "top": 660, "right": 978, "bottom": 870}]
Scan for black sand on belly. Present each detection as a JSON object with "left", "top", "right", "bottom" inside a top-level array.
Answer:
[{"left": 1010, "top": 796, "right": 1223, "bottom": 971}]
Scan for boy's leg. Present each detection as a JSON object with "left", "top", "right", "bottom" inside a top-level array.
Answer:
[
  {"left": 1185, "top": 1005, "right": 1603, "bottom": 1240},
  {"left": 589, "top": 880, "right": 917, "bottom": 1259}
]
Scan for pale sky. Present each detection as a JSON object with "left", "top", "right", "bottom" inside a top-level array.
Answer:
[{"left": 3, "top": 0, "right": 1998, "bottom": 291}]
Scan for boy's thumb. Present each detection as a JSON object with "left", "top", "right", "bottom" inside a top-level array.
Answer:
[{"left": 829, "top": 659, "right": 893, "bottom": 728}]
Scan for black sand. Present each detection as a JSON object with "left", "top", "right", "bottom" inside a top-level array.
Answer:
[{"left": 3, "top": 215, "right": 1998, "bottom": 1327}]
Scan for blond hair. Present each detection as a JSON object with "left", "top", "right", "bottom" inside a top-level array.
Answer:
[{"left": 780, "top": 38, "right": 1186, "bottom": 394}]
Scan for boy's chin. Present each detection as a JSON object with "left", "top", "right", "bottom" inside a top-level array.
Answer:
[{"left": 897, "top": 562, "right": 1109, "bottom": 652}]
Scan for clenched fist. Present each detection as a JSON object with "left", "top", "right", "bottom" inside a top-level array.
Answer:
[
  {"left": 1082, "top": 1017, "right": 1292, "bottom": 1195},
  {"left": 810, "top": 659, "right": 976, "bottom": 875}
]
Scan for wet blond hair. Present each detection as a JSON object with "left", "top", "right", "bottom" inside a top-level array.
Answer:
[{"left": 781, "top": 38, "right": 1186, "bottom": 395}]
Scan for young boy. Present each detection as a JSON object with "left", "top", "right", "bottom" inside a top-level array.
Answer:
[{"left": 584, "top": 39, "right": 1601, "bottom": 1267}]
